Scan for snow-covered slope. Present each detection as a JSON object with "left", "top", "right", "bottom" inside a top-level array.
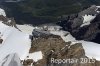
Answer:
[
  {"left": 0, "top": 22, "right": 43, "bottom": 66},
  {"left": 0, "top": 22, "right": 31, "bottom": 62},
  {"left": 0, "top": 8, "right": 33, "bottom": 65},
  {"left": 0, "top": 28, "right": 31, "bottom": 61},
  {"left": 78, "top": 41, "right": 100, "bottom": 60},
  {"left": 0, "top": 53, "right": 23, "bottom": 66},
  {"left": 25, "top": 51, "right": 43, "bottom": 62},
  {"left": 1, "top": 6, "right": 100, "bottom": 66},
  {"left": 16, "top": 24, "right": 35, "bottom": 35}
]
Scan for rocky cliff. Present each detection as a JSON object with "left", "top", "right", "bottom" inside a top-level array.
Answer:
[
  {"left": 25, "top": 31, "right": 100, "bottom": 66},
  {"left": 57, "top": 5, "right": 100, "bottom": 43}
]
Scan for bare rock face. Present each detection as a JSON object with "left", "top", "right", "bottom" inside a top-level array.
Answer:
[
  {"left": 27, "top": 33, "right": 100, "bottom": 66},
  {"left": 0, "top": 15, "right": 17, "bottom": 28},
  {"left": 79, "top": 5, "right": 97, "bottom": 16},
  {"left": 57, "top": 5, "right": 100, "bottom": 43},
  {"left": 30, "top": 34, "right": 66, "bottom": 53},
  {"left": 0, "top": 38, "right": 3, "bottom": 43}
]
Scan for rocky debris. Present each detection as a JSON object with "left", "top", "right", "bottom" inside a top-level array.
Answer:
[
  {"left": 0, "top": 38, "right": 3, "bottom": 43},
  {"left": 0, "top": 15, "right": 22, "bottom": 32},
  {"left": 27, "top": 34, "right": 68, "bottom": 66},
  {"left": 24, "top": 34, "right": 100, "bottom": 66},
  {"left": 0, "top": 15, "right": 8, "bottom": 22},
  {"left": 32, "top": 29, "right": 52, "bottom": 38},
  {"left": 7, "top": 18, "right": 17, "bottom": 27},
  {"left": 30, "top": 34, "right": 65, "bottom": 53},
  {"left": 23, "top": 59, "right": 33, "bottom": 66},
  {"left": 0, "top": 15, "right": 17, "bottom": 27},
  {"left": 57, "top": 5, "right": 100, "bottom": 43},
  {"left": 32, "top": 25, "right": 62, "bottom": 39}
]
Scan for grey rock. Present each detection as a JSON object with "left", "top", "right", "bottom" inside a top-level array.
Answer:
[
  {"left": 58, "top": 5, "right": 100, "bottom": 43},
  {"left": 79, "top": 5, "right": 98, "bottom": 16}
]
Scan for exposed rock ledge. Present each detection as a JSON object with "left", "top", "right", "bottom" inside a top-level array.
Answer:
[{"left": 23, "top": 32, "right": 100, "bottom": 66}]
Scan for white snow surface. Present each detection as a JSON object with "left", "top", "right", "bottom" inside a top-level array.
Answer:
[
  {"left": 96, "top": 6, "right": 100, "bottom": 8},
  {"left": 0, "top": 8, "right": 6, "bottom": 17},
  {"left": 0, "top": 53, "right": 23, "bottom": 66},
  {"left": 78, "top": 41, "right": 100, "bottom": 60},
  {"left": 26, "top": 51, "right": 43, "bottom": 62},
  {"left": 17, "top": 24, "right": 35, "bottom": 35},
  {"left": 0, "top": 22, "right": 31, "bottom": 62},
  {"left": 81, "top": 15, "right": 96, "bottom": 27},
  {"left": 0, "top": 22, "right": 43, "bottom": 63},
  {"left": 50, "top": 30, "right": 76, "bottom": 42}
]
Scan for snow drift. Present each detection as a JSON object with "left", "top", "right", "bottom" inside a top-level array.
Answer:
[{"left": 0, "top": 53, "right": 23, "bottom": 66}]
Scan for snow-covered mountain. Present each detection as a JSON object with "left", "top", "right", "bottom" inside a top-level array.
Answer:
[
  {"left": 0, "top": 8, "right": 30, "bottom": 66},
  {"left": 0, "top": 8, "right": 43, "bottom": 66},
  {"left": 0, "top": 5, "right": 100, "bottom": 66},
  {"left": 32, "top": 25, "right": 100, "bottom": 60}
]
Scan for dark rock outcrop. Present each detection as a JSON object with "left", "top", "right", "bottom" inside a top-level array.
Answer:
[
  {"left": 0, "top": 15, "right": 21, "bottom": 32},
  {"left": 57, "top": 5, "right": 100, "bottom": 43},
  {"left": 0, "top": 38, "right": 3, "bottom": 43},
  {"left": 0, "top": 15, "right": 17, "bottom": 27}
]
